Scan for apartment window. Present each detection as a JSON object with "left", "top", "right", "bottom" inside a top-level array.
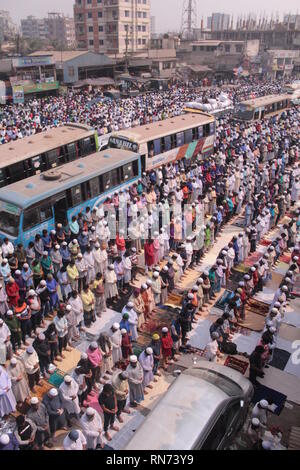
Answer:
[
  {"left": 97, "top": 0, "right": 102, "bottom": 2},
  {"left": 88, "top": 12, "right": 92, "bottom": 19},
  {"left": 236, "top": 45, "right": 242, "bottom": 53},
  {"left": 68, "top": 66, "right": 75, "bottom": 78},
  {"left": 137, "top": 12, "right": 142, "bottom": 18},
  {"left": 143, "top": 0, "right": 147, "bottom": 3},
  {"left": 99, "top": 25, "right": 103, "bottom": 32},
  {"left": 142, "top": 25, "right": 146, "bottom": 32},
  {"left": 76, "top": 0, "right": 82, "bottom": 4},
  {"left": 89, "top": 39, "right": 94, "bottom": 45},
  {"left": 125, "top": 10, "right": 130, "bottom": 17},
  {"left": 138, "top": 38, "right": 142, "bottom": 45},
  {"left": 87, "top": 0, "right": 92, "bottom": 3},
  {"left": 142, "top": 39, "right": 146, "bottom": 44},
  {"left": 225, "top": 45, "right": 230, "bottom": 53},
  {"left": 88, "top": 26, "right": 93, "bottom": 32},
  {"left": 99, "top": 39, "right": 104, "bottom": 45},
  {"left": 98, "top": 11, "right": 103, "bottom": 18},
  {"left": 143, "top": 12, "right": 147, "bottom": 18}
]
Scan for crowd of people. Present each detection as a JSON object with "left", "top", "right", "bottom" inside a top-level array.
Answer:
[
  {"left": 0, "top": 77, "right": 299, "bottom": 450},
  {"left": 0, "top": 77, "right": 287, "bottom": 144}
]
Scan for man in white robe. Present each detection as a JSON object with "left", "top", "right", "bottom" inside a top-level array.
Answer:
[
  {"left": 0, "top": 365, "right": 16, "bottom": 418},
  {"left": 122, "top": 303, "right": 138, "bottom": 342},
  {"left": 80, "top": 407, "right": 104, "bottom": 450},
  {"left": 7, "top": 357, "right": 30, "bottom": 403},
  {"left": 110, "top": 323, "right": 122, "bottom": 366},
  {"left": 139, "top": 348, "right": 154, "bottom": 390},
  {"left": 59, "top": 375, "right": 80, "bottom": 419}
]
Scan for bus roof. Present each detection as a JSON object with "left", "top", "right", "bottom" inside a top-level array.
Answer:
[
  {"left": 0, "top": 123, "right": 95, "bottom": 168},
  {"left": 239, "top": 94, "right": 290, "bottom": 109},
  {"left": 110, "top": 113, "right": 214, "bottom": 144},
  {"left": 0, "top": 148, "right": 138, "bottom": 209}
]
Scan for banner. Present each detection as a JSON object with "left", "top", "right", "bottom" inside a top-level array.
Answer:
[
  {"left": 22, "top": 81, "right": 59, "bottom": 94},
  {"left": 12, "top": 85, "right": 24, "bottom": 104}
]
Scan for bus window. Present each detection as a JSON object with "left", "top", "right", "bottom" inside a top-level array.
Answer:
[
  {"left": 57, "top": 147, "right": 67, "bottom": 165},
  {"left": 203, "top": 124, "right": 210, "bottom": 137},
  {"left": 39, "top": 203, "right": 52, "bottom": 223},
  {"left": 147, "top": 141, "right": 154, "bottom": 158},
  {"left": 176, "top": 132, "right": 184, "bottom": 147},
  {"left": 102, "top": 169, "right": 119, "bottom": 191},
  {"left": 0, "top": 208, "right": 20, "bottom": 237},
  {"left": 23, "top": 207, "right": 40, "bottom": 231},
  {"left": 46, "top": 149, "right": 59, "bottom": 168},
  {"left": 0, "top": 169, "right": 7, "bottom": 188},
  {"left": 210, "top": 122, "right": 215, "bottom": 135},
  {"left": 70, "top": 185, "right": 83, "bottom": 207},
  {"left": 254, "top": 111, "right": 259, "bottom": 120},
  {"left": 170, "top": 134, "right": 176, "bottom": 149},
  {"left": 198, "top": 126, "right": 203, "bottom": 138},
  {"left": 80, "top": 137, "right": 92, "bottom": 156},
  {"left": 30, "top": 155, "right": 43, "bottom": 174},
  {"left": 132, "top": 160, "right": 138, "bottom": 177},
  {"left": 164, "top": 135, "right": 172, "bottom": 151},
  {"left": 66, "top": 142, "right": 78, "bottom": 162},
  {"left": 9, "top": 161, "right": 26, "bottom": 183},
  {"left": 123, "top": 163, "right": 134, "bottom": 181},
  {"left": 192, "top": 128, "right": 199, "bottom": 141},
  {"left": 89, "top": 177, "right": 100, "bottom": 198},
  {"left": 153, "top": 139, "right": 161, "bottom": 156},
  {"left": 184, "top": 129, "right": 193, "bottom": 144}
]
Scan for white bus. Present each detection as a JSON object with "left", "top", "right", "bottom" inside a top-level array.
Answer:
[{"left": 108, "top": 112, "right": 216, "bottom": 172}]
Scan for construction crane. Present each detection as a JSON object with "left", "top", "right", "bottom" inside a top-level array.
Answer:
[{"left": 181, "top": 0, "right": 197, "bottom": 40}]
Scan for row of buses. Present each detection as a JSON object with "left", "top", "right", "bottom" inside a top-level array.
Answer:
[{"left": 0, "top": 91, "right": 297, "bottom": 244}]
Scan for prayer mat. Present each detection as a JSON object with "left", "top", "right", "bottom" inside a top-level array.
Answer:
[
  {"left": 237, "top": 310, "right": 266, "bottom": 332},
  {"left": 292, "top": 277, "right": 300, "bottom": 297},
  {"left": 231, "top": 264, "right": 250, "bottom": 274},
  {"left": 58, "top": 347, "right": 81, "bottom": 374},
  {"left": 279, "top": 254, "right": 291, "bottom": 264},
  {"left": 259, "top": 239, "right": 272, "bottom": 247},
  {"left": 176, "top": 270, "right": 199, "bottom": 290},
  {"left": 214, "top": 290, "right": 233, "bottom": 311},
  {"left": 166, "top": 292, "right": 183, "bottom": 306},
  {"left": 232, "top": 217, "right": 245, "bottom": 228},
  {"left": 30, "top": 379, "right": 52, "bottom": 403},
  {"left": 247, "top": 298, "right": 270, "bottom": 316},
  {"left": 224, "top": 356, "right": 249, "bottom": 375},
  {"left": 84, "top": 390, "right": 103, "bottom": 415},
  {"left": 139, "top": 306, "right": 177, "bottom": 338},
  {"left": 48, "top": 369, "right": 65, "bottom": 388},
  {"left": 278, "top": 323, "right": 300, "bottom": 343},
  {"left": 244, "top": 252, "right": 262, "bottom": 267},
  {"left": 234, "top": 326, "right": 252, "bottom": 337},
  {"left": 227, "top": 270, "right": 246, "bottom": 291},
  {"left": 111, "top": 287, "right": 133, "bottom": 313},
  {"left": 269, "top": 348, "right": 291, "bottom": 371},
  {"left": 251, "top": 384, "right": 287, "bottom": 415}
]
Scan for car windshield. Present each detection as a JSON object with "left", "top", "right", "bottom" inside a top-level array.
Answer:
[
  {"left": 0, "top": 209, "right": 20, "bottom": 237},
  {"left": 187, "top": 368, "right": 243, "bottom": 397}
]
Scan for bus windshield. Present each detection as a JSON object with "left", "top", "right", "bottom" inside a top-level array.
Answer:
[{"left": 0, "top": 209, "right": 20, "bottom": 237}]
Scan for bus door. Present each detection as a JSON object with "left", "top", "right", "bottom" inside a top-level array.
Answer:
[
  {"left": 53, "top": 193, "right": 68, "bottom": 226},
  {"left": 260, "top": 108, "right": 265, "bottom": 119},
  {"left": 141, "top": 155, "right": 146, "bottom": 173}
]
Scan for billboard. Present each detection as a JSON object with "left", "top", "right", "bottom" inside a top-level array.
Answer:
[
  {"left": 12, "top": 56, "right": 54, "bottom": 68},
  {"left": 22, "top": 81, "right": 59, "bottom": 94},
  {"left": 12, "top": 85, "right": 24, "bottom": 104}
]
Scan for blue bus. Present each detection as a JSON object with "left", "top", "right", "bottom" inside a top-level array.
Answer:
[{"left": 0, "top": 149, "right": 141, "bottom": 245}]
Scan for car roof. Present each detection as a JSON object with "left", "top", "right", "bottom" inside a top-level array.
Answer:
[{"left": 124, "top": 373, "right": 228, "bottom": 451}]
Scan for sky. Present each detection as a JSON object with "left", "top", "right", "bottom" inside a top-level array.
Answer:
[{"left": 1, "top": 0, "right": 299, "bottom": 32}]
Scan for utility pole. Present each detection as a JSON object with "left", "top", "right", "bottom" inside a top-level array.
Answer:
[{"left": 181, "top": 0, "right": 197, "bottom": 40}]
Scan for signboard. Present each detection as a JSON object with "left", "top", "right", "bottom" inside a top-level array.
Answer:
[
  {"left": 109, "top": 136, "right": 139, "bottom": 153},
  {"left": 0, "top": 201, "right": 21, "bottom": 215},
  {"left": 12, "top": 85, "right": 24, "bottom": 104},
  {"left": 23, "top": 81, "right": 59, "bottom": 94},
  {"left": 13, "top": 56, "right": 54, "bottom": 68}
]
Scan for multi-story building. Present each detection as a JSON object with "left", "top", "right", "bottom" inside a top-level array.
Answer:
[
  {"left": 21, "top": 13, "right": 76, "bottom": 48},
  {"left": 21, "top": 16, "right": 48, "bottom": 41},
  {"left": 262, "top": 49, "right": 300, "bottom": 79},
  {"left": 74, "top": 0, "right": 151, "bottom": 55},
  {"left": 0, "top": 10, "right": 17, "bottom": 42},
  {"left": 150, "top": 16, "right": 156, "bottom": 35},
  {"left": 207, "top": 13, "right": 230, "bottom": 31}
]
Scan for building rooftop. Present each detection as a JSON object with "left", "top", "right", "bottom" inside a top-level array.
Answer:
[{"left": 30, "top": 50, "right": 89, "bottom": 63}]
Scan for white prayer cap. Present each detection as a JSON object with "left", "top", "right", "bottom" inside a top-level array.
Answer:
[
  {"left": 40, "top": 280, "right": 47, "bottom": 286},
  {"left": 10, "top": 358, "right": 17, "bottom": 365},
  {"left": 38, "top": 333, "right": 45, "bottom": 340},
  {"left": 188, "top": 293, "right": 194, "bottom": 300},
  {"left": 259, "top": 399, "right": 269, "bottom": 409},
  {"left": 62, "top": 241, "right": 67, "bottom": 246},
  {"left": 130, "top": 355, "right": 138, "bottom": 363},
  {"left": 81, "top": 352, "right": 88, "bottom": 360},
  {"left": 271, "top": 308, "right": 279, "bottom": 315},
  {"left": 269, "top": 327, "right": 276, "bottom": 333},
  {"left": 211, "top": 332, "right": 219, "bottom": 339},
  {"left": 112, "top": 323, "right": 120, "bottom": 330},
  {"left": 6, "top": 310, "right": 13, "bottom": 316},
  {"left": 146, "top": 279, "right": 152, "bottom": 286},
  {"left": 204, "top": 270, "right": 209, "bottom": 276},
  {"left": 48, "top": 364, "right": 56, "bottom": 373},
  {"left": 90, "top": 342, "right": 98, "bottom": 349},
  {"left": 119, "top": 229, "right": 125, "bottom": 235},
  {"left": 244, "top": 275, "right": 250, "bottom": 281},
  {"left": 192, "top": 285, "right": 198, "bottom": 291},
  {"left": 43, "top": 251, "right": 48, "bottom": 256},
  {"left": 266, "top": 320, "right": 273, "bottom": 327},
  {"left": 49, "top": 388, "right": 58, "bottom": 397},
  {"left": 154, "top": 231, "right": 159, "bottom": 237},
  {"left": 142, "top": 283, "right": 148, "bottom": 289},
  {"left": 293, "top": 256, "right": 299, "bottom": 261},
  {"left": 153, "top": 272, "right": 159, "bottom": 278},
  {"left": 26, "top": 346, "right": 34, "bottom": 354},
  {"left": 30, "top": 397, "right": 39, "bottom": 405},
  {"left": 3, "top": 258, "right": 8, "bottom": 263},
  {"left": 238, "top": 281, "right": 245, "bottom": 287},
  {"left": 0, "top": 434, "right": 10, "bottom": 445},
  {"left": 285, "top": 277, "right": 292, "bottom": 283},
  {"left": 197, "top": 278, "right": 204, "bottom": 284},
  {"left": 281, "top": 285, "right": 288, "bottom": 291},
  {"left": 28, "top": 289, "right": 36, "bottom": 297},
  {"left": 262, "top": 440, "right": 272, "bottom": 450},
  {"left": 73, "top": 239, "right": 78, "bottom": 244},
  {"left": 163, "top": 266, "right": 168, "bottom": 272},
  {"left": 162, "top": 327, "right": 168, "bottom": 333},
  {"left": 146, "top": 347, "right": 153, "bottom": 355},
  {"left": 23, "top": 263, "right": 29, "bottom": 269},
  {"left": 15, "top": 270, "right": 21, "bottom": 275},
  {"left": 127, "top": 301, "right": 134, "bottom": 308},
  {"left": 55, "top": 245, "right": 60, "bottom": 250},
  {"left": 274, "top": 302, "right": 281, "bottom": 308},
  {"left": 66, "top": 305, "right": 72, "bottom": 311},
  {"left": 86, "top": 407, "right": 95, "bottom": 417},
  {"left": 77, "top": 253, "right": 83, "bottom": 258},
  {"left": 251, "top": 418, "right": 260, "bottom": 427},
  {"left": 131, "top": 247, "right": 137, "bottom": 252},
  {"left": 64, "top": 375, "right": 72, "bottom": 383},
  {"left": 121, "top": 328, "right": 127, "bottom": 335}
]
